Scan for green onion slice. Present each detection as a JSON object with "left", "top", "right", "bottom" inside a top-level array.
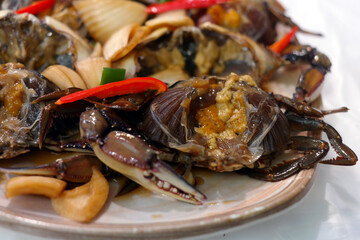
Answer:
[{"left": 100, "top": 68, "right": 126, "bottom": 85}]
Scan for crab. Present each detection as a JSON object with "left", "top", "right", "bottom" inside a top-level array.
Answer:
[
  {"left": 0, "top": 12, "right": 75, "bottom": 72},
  {"left": 140, "top": 73, "right": 357, "bottom": 181},
  {"left": 128, "top": 21, "right": 331, "bottom": 106}
]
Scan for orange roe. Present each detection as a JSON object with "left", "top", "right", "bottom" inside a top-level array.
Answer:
[
  {"left": 207, "top": 5, "right": 241, "bottom": 28},
  {"left": 4, "top": 82, "right": 23, "bottom": 117},
  {"left": 196, "top": 105, "right": 226, "bottom": 134},
  {"left": 223, "top": 9, "right": 241, "bottom": 28}
]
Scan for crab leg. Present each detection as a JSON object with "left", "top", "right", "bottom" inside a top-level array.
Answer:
[
  {"left": 293, "top": 68, "right": 325, "bottom": 103},
  {"left": 264, "top": 2, "right": 322, "bottom": 37},
  {"left": 0, "top": 154, "right": 102, "bottom": 183},
  {"left": 287, "top": 114, "right": 358, "bottom": 165},
  {"left": 32, "top": 88, "right": 83, "bottom": 104},
  {"left": 244, "top": 112, "right": 357, "bottom": 181},
  {"left": 244, "top": 136, "right": 329, "bottom": 181},
  {"left": 281, "top": 45, "right": 332, "bottom": 102},
  {"left": 273, "top": 94, "right": 348, "bottom": 117},
  {"left": 44, "top": 141, "right": 92, "bottom": 153},
  {"left": 80, "top": 109, "right": 206, "bottom": 204}
]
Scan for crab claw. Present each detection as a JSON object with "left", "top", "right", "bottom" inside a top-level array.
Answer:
[
  {"left": 91, "top": 131, "right": 206, "bottom": 204},
  {"left": 79, "top": 109, "right": 206, "bottom": 204}
]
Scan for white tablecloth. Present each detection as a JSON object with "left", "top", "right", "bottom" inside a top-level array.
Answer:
[{"left": 2, "top": 0, "right": 360, "bottom": 239}]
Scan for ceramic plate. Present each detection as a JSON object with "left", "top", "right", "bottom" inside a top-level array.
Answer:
[{"left": 0, "top": 165, "right": 315, "bottom": 239}]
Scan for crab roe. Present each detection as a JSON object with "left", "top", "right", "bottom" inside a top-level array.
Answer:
[{"left": 195, "top": 74, "right": 257, "bottom": 159}]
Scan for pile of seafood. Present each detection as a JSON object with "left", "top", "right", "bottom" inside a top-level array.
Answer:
[{"left": 0, "top": 0, "right": 357, "bottom": 222}]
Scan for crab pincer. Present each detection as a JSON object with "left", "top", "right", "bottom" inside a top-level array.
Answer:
[{"left": 79, "top": 109, "right": 206, "bottom": 204}]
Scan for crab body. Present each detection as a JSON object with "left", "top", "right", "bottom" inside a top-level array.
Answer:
[{"left": 141, "top": 74, "right": 357, "bottom": 179}]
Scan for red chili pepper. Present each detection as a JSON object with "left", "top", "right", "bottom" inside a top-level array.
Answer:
[
  {"left": 16, "top": 0, "right": 55, "bottom": 15},
  {"left": 269, "top": 26, "right": 299, "bottom": 54},
  {"left": 55, "top": 77, "right": 167, "bottom": 105},
  {"left": 146, "top": 0, "right": 230, "bottom": 14}
]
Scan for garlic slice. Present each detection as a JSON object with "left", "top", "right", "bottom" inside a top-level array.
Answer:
[
  {"left": 6, "top": 176, "right": 66, "bottom": 199},
  {"left": 145, "top": 10, "right": 194, "bottom": 30},
  {"left": 42, "top": 65, "right": 87, "bottom": 89},
  {"left": 90, "top": 42, "right": 103, "bottom": 58},
  {"left": 149, "top": 66, "right": 190, "bottom": 86},
  {"left": 73, "top": 0, "right": 148, "bottom": 44},
  {"left": 138, "top": 27, "right": 170, "bottom": 47},
  {"left": 44, "top": 16, "right": 92, "bottom": 62},
  {"left": 103, "top": 24, "right": 151, "bottom": 62},
  {"left": 75, "top": 57, "right": 110, "bottom": 89},
  {"left": 51, "top": 167, "right": 109, "bottom": 222},
  {"left": 112, "top": 52, "right": 138, "bottom": 79}
]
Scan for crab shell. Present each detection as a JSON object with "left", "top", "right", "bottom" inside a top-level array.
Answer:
[{"left": 141, "top": 74, "right": 290, "bottom": 171}]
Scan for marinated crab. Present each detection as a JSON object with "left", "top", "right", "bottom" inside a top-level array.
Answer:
[
  {"left": 0, "top": 11, "right": 75, "bottom": 72},
  {"left": 126, "top": 22, "right": 329, "bottom": 103},
  {"left": 0, "top": 62, "right": 93, "bottom": 159},
  {"left": 135, "top": 23, "right": 281, "bottom": 84},
  {"left": 141, "top": 73, "right": 357, "bottom": 180},
  {"left": 0, "top": 63, "right": 59, "bottom": 158}
]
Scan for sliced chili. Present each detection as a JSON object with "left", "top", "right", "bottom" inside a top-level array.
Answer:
[
  {"left": 55, "top": 77, "right": 167, "bottom": 105},
  {"left": 269, "top": 26, "right": 299, "bottom": 54},
  {"left": 16, "top": 0, "right": 55, "bottom": 15},
  {"left": 146, "top": 0, "right": 230, "bottom": 15}
]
